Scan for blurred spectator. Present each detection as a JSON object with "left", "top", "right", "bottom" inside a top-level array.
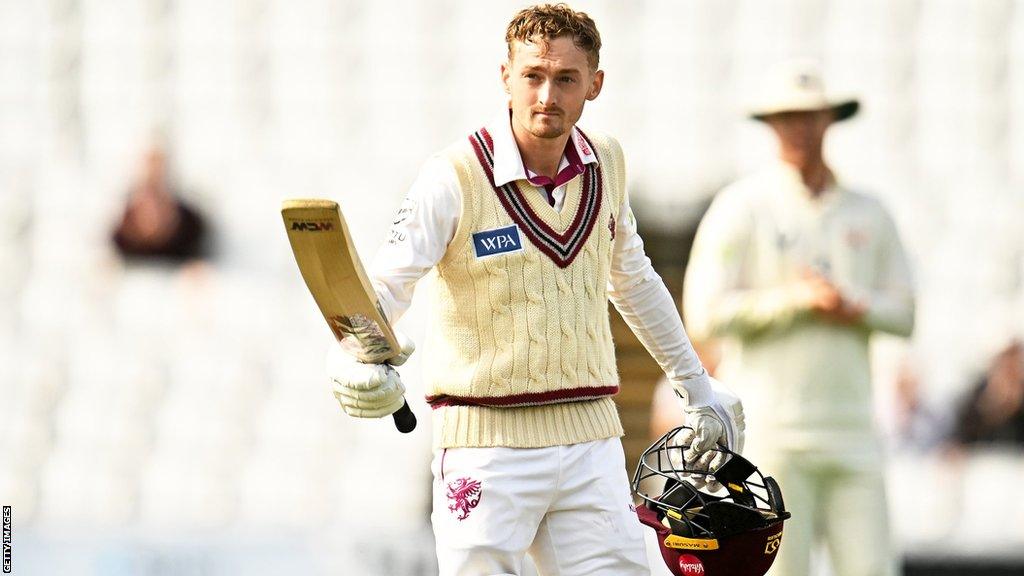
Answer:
[
  {"left": 890, "top": 356, "right": 950, "bottom": 452},
  {"left": 951, "top": 340, "right": 1024, "bottom": 448},
  {"left": 112, "top": 145, "right": 208, "bottom": 262},
  {"left": 683, "top": 60, "right": 915, "bottom": 576}
]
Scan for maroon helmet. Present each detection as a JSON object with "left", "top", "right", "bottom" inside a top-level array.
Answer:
[{"left": 632, "top": 426, "right": 790, "bottom": 576}]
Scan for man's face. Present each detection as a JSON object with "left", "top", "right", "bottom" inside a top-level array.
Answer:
[
  {"left": 765, "top": 110, "right": 833, "bottom": 168},
  {"left": 502, "top": 36, "right": 603, "bottom": 141}
]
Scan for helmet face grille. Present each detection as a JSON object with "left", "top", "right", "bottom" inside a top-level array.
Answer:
[
  {"left": 632, "top": 426, "right": 792, "bottom": 576},
  {"left": 632, "top": 426, "right": 790, "bottom": 540}
]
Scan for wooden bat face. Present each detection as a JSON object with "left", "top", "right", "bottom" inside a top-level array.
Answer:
[
  {"left": 281, "top": 199, "right": 399, "bottom": 363},
  {"left": 281, "top": 198, "right": 417, "bottom": 432}
]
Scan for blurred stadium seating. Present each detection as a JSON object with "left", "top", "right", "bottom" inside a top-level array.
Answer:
[{"left": 2, "top": 1, "right": 1023, "bottom": 574}]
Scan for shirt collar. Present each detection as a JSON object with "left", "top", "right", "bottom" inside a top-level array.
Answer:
[
  {"left": 774, "top": 159, "right": 842, "bottom": 202},
  {"left": 488, "top": 111, "right": 599, "bottom": 188}
]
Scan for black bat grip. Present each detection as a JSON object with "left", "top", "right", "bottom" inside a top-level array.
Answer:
[{"left": 392, "top": 400, "right": 417, "bottom": 433}]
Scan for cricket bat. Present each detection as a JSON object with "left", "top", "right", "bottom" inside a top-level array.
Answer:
[{"left": 281, "top": 198, "right": 417, "bottom": 433}]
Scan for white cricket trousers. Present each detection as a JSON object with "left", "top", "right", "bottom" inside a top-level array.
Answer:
[
  {"left": 760, "top": 449, "right": 897, "bottom": 576},
  {"left": 430, "top": 437, "right": 650, "bottom": 576}
]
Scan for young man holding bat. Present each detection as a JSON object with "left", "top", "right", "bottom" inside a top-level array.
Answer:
[{"left": 326, "top": 4, "right": 744, "bottom": 574}]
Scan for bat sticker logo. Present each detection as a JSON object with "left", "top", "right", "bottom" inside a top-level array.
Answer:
[
  {"left": 446, "top": 477, "right": 482, "bottom": 521},
  {"left": 290, "top": 220, "right": 334, "bottom": 232}
]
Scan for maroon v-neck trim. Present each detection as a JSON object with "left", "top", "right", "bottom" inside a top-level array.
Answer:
[{"left": 469, "top": 127, "right": 602, "bottom": 269}]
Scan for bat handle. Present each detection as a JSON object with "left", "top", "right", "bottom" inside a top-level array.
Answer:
[{"left": 392, "top": 400, "right": 417, "bottom": 433}]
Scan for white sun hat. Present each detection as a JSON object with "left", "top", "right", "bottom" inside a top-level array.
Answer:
[{"left": 748, "top": 59, "right": 859, "bottom": 122}]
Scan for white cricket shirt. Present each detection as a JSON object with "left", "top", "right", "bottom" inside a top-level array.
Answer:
[{"left": 684, "top": 161, "right": 915, "bottom": 452}]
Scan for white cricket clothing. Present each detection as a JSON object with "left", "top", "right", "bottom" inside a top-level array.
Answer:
[
  {"left": 684, "top": 161, "right": 912, "bottom": 576},
  {"left": 371, "top": 113, "right": 711, "bottom": 405},
  {"left": 762, "top": 450, "right": 896, "bottom": 576},
  {"left": 431, "top": 438, "right": 649, "bottom": 576},
  {"left": 684, "top": 161, "right": 914, "bottom": 452},
  {"left": 366, "top": 113, "right": 713, "bottom": 574}
]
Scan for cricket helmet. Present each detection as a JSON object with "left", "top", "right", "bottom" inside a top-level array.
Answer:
[{"left": 632, "top": 426, "right": 790, "bottom": 576}]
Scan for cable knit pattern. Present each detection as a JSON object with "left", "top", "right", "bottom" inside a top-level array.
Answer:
[{"left": 421, "top": 123, "right": 626, "bottom": 448}]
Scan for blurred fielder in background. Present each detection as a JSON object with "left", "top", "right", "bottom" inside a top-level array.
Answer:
[
  {"left": 325, "top": 4, "right": 743, "bottom": 575},
  {"left": 684, "top": 60, "right": 915, "bottom": 576}
]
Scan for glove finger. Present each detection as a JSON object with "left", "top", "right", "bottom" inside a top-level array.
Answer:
[
  {"left": 703, "top": 451, "right": 731, "bottom": 493},
  {"left": 694, "top": 425, "right": 718, "bottom": 452},
  {"left": 336, "top": 373, "right": 405, "bottom": 405},
  {"left": 684, "top": 426, "right": 708, "bottom": 461},
  {"left": 333, "top": 384, "right": 397, "bottom": 405},
  {"left": 334, "top": 390, "right": 375, "bottom": 411},
  {"left": 684, "top": 421, "right": 720, "bottom": 461},
  {"left": 334, "top": 388, "right": 401, "bottom": 413},
  {"left": 667, "top": 428, "right": 694, "bottom": 471},
  {"left": 331, "top": 363, "right": 389, "bottom": 391},
  {"left": 672, "top": 428, "right": 695, "bottom": 449},
  {"left": 703, "top": 479, "right": 724, "bottom": 493},
  {"left": 683, "top": 446, "right": 706, "bottom": 468},
  {"left": 340, "top": 401, "right": 404, "bottom": 419},
  {"left": 668, "top": 446, "right": 686, "bottom": 472},
  {"left": 676, "top": 427, "right": 696, "bottom": 443},
  {"left": 379, "top": 396, "right": 406, "bottom": 418},
  {"left": 685, "top": 444, "right": 719, "bottom": 473},
  {"left": 708, "top": 449, "right": 727, "bottom": 473},
  {"left": 691, "top": 454, "right": 717, "bottom": 489},
  {"left": 334, "top": 367, "right": 406, "bottom": 406},
  {"left": 697, "top": 449, "right": 717, "bottom": 471}
]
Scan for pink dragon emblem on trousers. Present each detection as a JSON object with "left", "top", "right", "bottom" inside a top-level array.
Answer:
[{"left": 446, "top": 477, "right": 482, "bottom": 521}]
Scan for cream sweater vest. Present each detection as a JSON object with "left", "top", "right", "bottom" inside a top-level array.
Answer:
[{"left": 422, "top": 125, "right": 627, "bottom": 448}]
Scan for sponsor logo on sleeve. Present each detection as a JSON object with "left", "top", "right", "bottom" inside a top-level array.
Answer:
[
  {"left": 386, "top": 197, "right": 416, "bottom": 245},
  {"left": 472, "top": 225, "right": 523, "bottom": 258}
]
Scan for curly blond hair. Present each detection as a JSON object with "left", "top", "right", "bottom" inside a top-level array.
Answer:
[{"left": 505, "top": 4, "right": 602, "bottom": 70}]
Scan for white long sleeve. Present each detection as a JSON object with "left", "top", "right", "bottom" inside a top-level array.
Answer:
[
  {"left": 607, "top": 195, "right": 711, "bottom": 406},
  {"left": 369, "top": 156, "right": 460, "bottom": 324}
]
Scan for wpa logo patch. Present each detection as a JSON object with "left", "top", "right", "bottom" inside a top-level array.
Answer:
[{"left": 472, "top": 225, "right": 523, "bottom": 258}]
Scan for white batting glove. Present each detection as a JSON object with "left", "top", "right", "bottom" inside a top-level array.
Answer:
[
  {"left": 672, "top": 376, "right": 746, "bottom": 487},
  {"left": 684, "top": 377, "right": 745, "bottom": 455},
  {"left": 325, "top": 332, "right": 415, "bottom": 419}
]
